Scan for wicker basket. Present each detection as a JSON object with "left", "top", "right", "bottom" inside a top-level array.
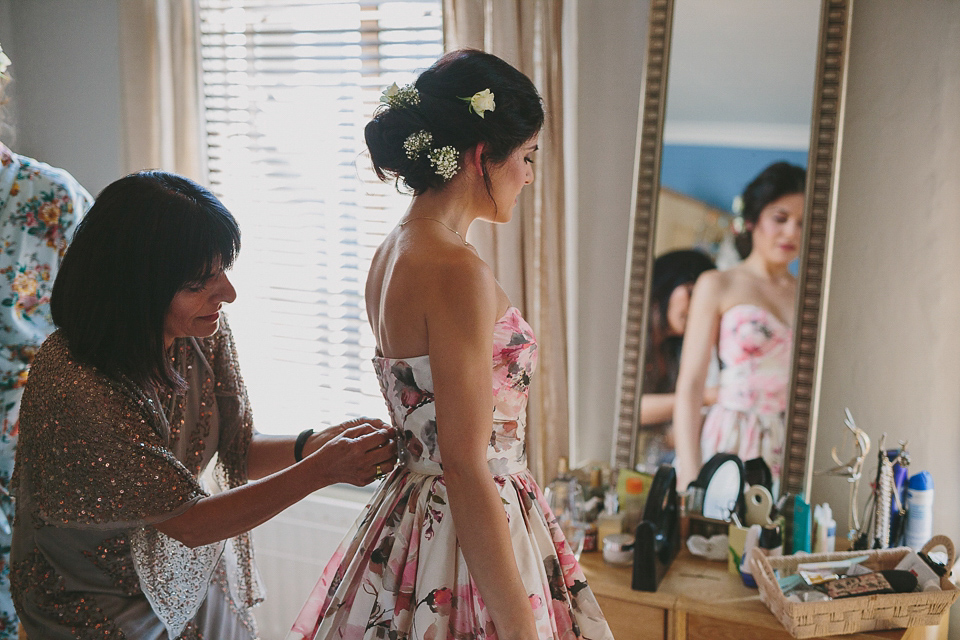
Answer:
[{"left": 753, "top": 535, "right": 958, "bottom": 638}]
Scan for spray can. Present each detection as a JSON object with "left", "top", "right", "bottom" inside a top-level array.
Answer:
[{"left": 904, "top": 471, "right": 934, "bottom": 550}]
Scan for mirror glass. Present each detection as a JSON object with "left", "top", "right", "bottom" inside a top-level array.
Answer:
[
  {"left": 635, "top": 0, "right": 821, "bottom": 487},
  {"left": 702, "top": 458, "right": 744, "bottom": 521}
]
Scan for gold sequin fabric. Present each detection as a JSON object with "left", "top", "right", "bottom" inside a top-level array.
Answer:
[{"left": 11, "top": 317, "right": 261, "bottom": 638}]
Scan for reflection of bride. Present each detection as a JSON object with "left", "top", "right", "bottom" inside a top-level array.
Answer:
[
  {"left": 672, "top": 162, "right": 805, "bottom": 492},
  {"left": 637, "top": 249, "right": 716, "bottom": 470}
]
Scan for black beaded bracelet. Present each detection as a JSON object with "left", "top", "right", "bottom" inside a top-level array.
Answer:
[{"left": 294, "top": 428, "right": 315, "bottom": 463}]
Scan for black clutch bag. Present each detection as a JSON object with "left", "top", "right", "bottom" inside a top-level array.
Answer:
[{"left": 632, "top": 464, "right": 680, "bottom": 591}]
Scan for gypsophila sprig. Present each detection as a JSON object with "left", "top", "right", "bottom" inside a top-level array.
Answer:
[
  {"left": 381, "top": 82, "right": 420, "bottom": 108},
  {"left": 403, "top": 131, "right": 433, "bottom": 160},
  {"left": 429, "top": 146, "right": 460, "bottom": 181},
  {"left": 459, "top": 88, "right": 495, "bottom": 118}
]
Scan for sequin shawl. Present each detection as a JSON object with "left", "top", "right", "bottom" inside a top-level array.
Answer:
[{"left": 11, "top": 318, "right": 262, "bottom": 639}]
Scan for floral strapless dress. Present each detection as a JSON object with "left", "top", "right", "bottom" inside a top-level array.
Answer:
[
  {"left": 288, "top": 307, "right": 613, "bottom": 640},
  {"left": 700, "top": 304, "right": 793, "bottom": 488}
]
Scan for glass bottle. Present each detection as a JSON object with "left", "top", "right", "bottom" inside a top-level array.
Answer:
[{"left": 544, "top": 456, "right": 587, "bottom": 559}]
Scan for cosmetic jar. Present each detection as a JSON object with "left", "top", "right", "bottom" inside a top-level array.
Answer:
[{"left": 602, "top": 533, "right": 635, "bottom": 565}]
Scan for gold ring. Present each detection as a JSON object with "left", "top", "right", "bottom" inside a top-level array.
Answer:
[{"left": 375, "top": 464, "right": 383, "bottom": 477}]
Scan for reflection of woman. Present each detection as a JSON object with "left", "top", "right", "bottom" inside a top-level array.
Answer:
[
  {"left": 289, "top": 50, "right": 612, "bottom": 640},
  {"left": 637, "top": 249, "right": 716, "bottom": 468},
  {"left": 673, "top": 162, "right": 805, "bottom": 491},
  {"left": 12, "top": 172, "right": 396, "bottom": 639},
  {"left": 0, "top": 42, "right": 93, "bottom": 638}
]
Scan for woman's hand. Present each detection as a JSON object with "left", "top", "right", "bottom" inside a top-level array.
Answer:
[
  {"left": 307, "top": 423, "right": 398, "bottom": 486},
  {"left": 302, "top": 416, "right": 392, "bottom": 458}
]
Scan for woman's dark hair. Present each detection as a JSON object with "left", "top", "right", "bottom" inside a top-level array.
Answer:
[
  {"left": 735, "top": 161, "right": 806, "bottom": 259},
  {"left": 644, "top": 249, "right": 716, "bottom": 395},
  {"left": 51, "top": 170, "right": 240, "bottom": 390},
  {"left": 364, "top": 49, "right": 544, "bottom": 196}
]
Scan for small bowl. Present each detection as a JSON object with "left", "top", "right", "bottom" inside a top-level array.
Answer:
[{"left": 602, "top": 533, "right": 635, "bottom": 565}]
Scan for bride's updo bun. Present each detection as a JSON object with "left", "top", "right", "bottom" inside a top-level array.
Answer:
[{"left": 365, "top": 49, "right": 544, "bottom": 194}]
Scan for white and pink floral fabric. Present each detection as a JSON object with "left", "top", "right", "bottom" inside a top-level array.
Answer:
[
  {"left": 288, "top": 307, "right": 613, "bottom": 640},
  {"left": 700, "top": 303, "right": 793, "bottom": 486}
]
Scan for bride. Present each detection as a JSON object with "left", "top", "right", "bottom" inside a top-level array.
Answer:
[{"left": 289, "top": 49, "right": 614, "bottom": 640}]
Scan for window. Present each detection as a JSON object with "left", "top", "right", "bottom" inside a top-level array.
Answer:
[{"left": 197, "top": 1, "right": 443, "bottom": 434}]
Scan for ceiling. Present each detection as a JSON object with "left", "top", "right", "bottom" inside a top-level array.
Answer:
[{"left": 663, "top": 0, "right": 821, "bottom": 150}]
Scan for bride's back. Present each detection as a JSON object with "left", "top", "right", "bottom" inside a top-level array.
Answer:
[{"left": 365, "top": 223, "right": 482, "bottom": 360}]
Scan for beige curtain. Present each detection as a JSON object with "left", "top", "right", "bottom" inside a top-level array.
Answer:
[
  {"left": 118, "top": 0, "right": 204, "bottom": 181},
  {"left": 443, "top": 0, "right": 568, "bottom": 486}
]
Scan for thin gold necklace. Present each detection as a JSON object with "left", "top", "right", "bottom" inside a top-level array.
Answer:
[{"left": 398, "top": 217, "right": 470, "bottom": 247}]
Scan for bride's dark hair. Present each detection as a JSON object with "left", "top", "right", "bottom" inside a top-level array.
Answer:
[
  {"left": 735, "top": 161, "right": 806, "bottom": 259},
  {"left": 365, "top": 49, "right": 544, "bottom": 195}
]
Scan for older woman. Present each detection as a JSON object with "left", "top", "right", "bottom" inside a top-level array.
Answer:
[{"left": 11, "top": 171, "right": 397, "bottom": 639}]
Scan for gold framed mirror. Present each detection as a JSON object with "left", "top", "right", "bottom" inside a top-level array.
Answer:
[{"left": 613, "top": 0, "right": 852, "bottom": 497}]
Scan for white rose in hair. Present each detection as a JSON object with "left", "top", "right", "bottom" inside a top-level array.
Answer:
[
  {"left": 466, "top": 89, "right": 496, "bottom": 118},
  {"left": 380, "top": 83, "right": 400, "bottom": 104}
]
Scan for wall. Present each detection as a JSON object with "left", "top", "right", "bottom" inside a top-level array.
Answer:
[
  {"left": 660, "top": 144, "right": 808, "bottom": 212},
  {"left": 0, "top": 0, "right": 123, "bottom": 194},
  {"left": 810, "top": 3, "right": 960, "bottom": 632},
  {"left": 573, "top": 0, "right": 646, "bottom": 466}
]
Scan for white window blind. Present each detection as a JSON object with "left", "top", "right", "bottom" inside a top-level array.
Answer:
[{"left": 197, "top": 1, "right": 443, "bottom": 434}]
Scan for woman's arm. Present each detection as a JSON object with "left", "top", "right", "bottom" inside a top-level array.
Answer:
[
  {"left": 155, "top": 424, "right": 396, "bottom": 548},
  {"left": 640, "top": 393, "right": 676, "bottom": 425},
  {"left": 672, "top": 271, "right": 723, "bottom": 490},
  {"left": 427, "top": 259, "right": 538, "bottom": 640},
  {"left": 246, "top": 417, "right": 392, "bottom": 480},
  {"left": 640, "top": 387, "right": 719, "bottom": 426}
]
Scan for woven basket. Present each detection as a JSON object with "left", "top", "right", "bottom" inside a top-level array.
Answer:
[{"left": 753, "top": 535, "right": 958, "bottom": 638}]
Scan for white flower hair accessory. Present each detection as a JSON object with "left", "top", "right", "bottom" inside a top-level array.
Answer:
[
  {"left": 381, "top": 82, "right": 420, "bottom": 108},
  {"left": 403, "top": 130, "right": 433, "bottom": 160},
  {"left": 731, "top": 195, "right": 744, "bottom": 215},
  {"left": 428, "top": 146, "right": 460, "bottom": 181},
  {"left": 0, "top": 43, "right": 11, "bottom": 78},
  {"left": 731, "top": 195, "right": 745, "bottom": 233},
  {"left": 460, "top": 88, "right": 495, "bottom": 118}
]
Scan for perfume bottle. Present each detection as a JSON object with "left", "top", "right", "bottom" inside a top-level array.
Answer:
[{"left": 544, "top": 457, "right": 587, "bottom": 559}]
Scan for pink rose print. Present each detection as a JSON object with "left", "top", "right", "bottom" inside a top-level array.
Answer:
[{"left": 423, "top": 586, "right": 452, "bottom": 616}]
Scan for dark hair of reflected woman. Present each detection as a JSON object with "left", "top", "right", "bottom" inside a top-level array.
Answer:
[{"left": 644, "top": 249, "right": 716, "bottom": 395}]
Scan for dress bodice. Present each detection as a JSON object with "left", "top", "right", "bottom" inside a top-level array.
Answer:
[
  {"left": 716, "top": 304, "right": 793, "bottom": 415},
  {"left": 372, "top": 307, "right": 538, "bottom": 477}
]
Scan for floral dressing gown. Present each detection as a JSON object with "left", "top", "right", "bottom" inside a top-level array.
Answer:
[{"left": 0, "top": 143, "right": 90, "bottom": 638}]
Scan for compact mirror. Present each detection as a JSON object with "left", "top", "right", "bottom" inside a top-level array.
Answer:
[{"left": 698, "top": 454, "right": 745, "bottom": 520}]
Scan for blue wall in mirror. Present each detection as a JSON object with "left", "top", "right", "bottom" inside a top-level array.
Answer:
[{"left": 660, "top": 144, "right": 808, "bottom": 214}]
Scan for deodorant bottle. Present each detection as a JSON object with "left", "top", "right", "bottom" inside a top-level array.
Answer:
[{"left": 904, "top": 471, "right": 934, "bottom": 550}]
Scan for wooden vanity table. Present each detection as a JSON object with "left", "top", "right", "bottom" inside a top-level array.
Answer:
[{"left": 580, "top": 551, "right": 949, "bottom": 640}]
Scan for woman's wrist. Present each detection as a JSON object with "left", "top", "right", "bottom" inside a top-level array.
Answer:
[{"left": 294, "top": 428, "right": 314, "bottom": 462}]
